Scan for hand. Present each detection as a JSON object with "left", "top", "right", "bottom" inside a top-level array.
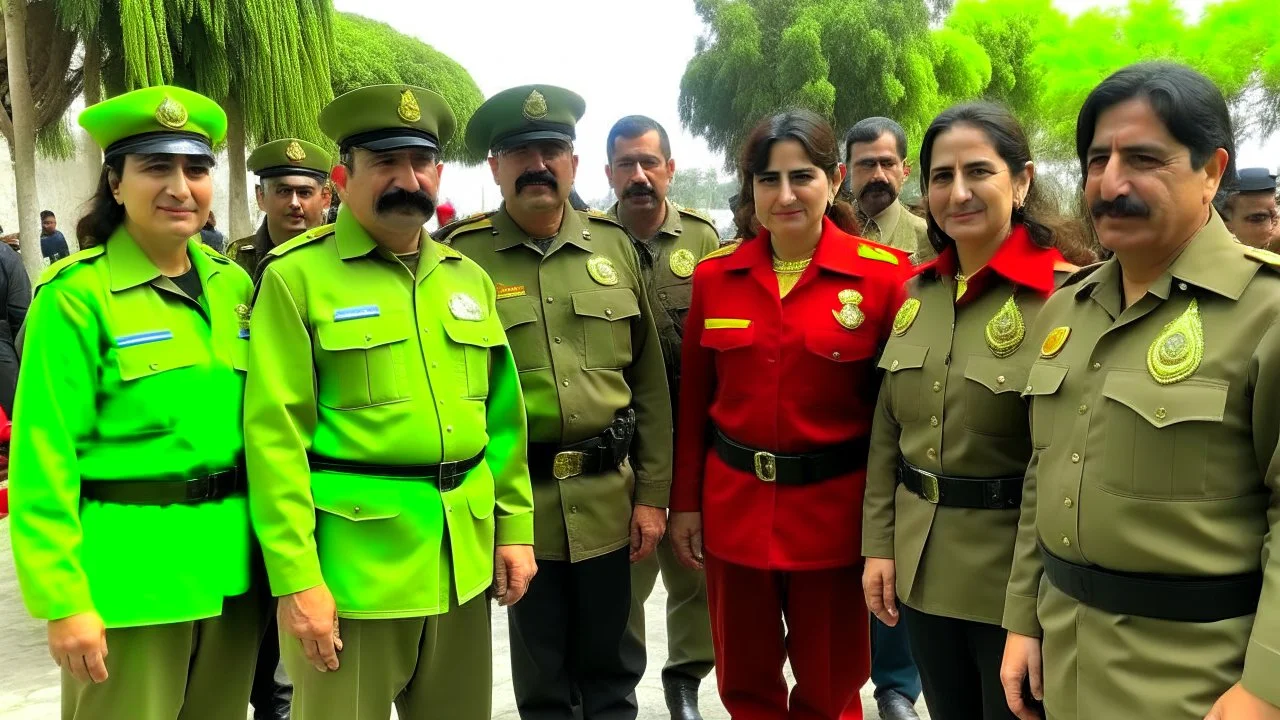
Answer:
[
  {"left": 669, "top": 511, "right": 704, "bottom": 570},
  {"left": 278, "top": 584, "right": 342, "bottom": 672},
  {"left": 493, "top": 545, "right": 537, "bottom": 606},
  {"left": 629, "top": 504, "right": 667, "bottom": 563},
  {"left": 862, "top": 557, "right": 899, "bottom": 626},
  {"left": 1205, "top": 683, "right": 1280, "bottom": 720},
  {"left": 48, "top": 612, "right": 109, "bottom": 684},
  {"left": 1000, "top": 632, "right": 1044, "bottom": 720}
]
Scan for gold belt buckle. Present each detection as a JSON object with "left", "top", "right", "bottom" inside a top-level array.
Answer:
[
  {"left": 920, "top": 471, "right": 941, "bottom": 504},
  {"left": 753, "top": 451, "right": 777, "bottom": 483},
  {"left": 552, "top": 451, "right": 586, "bottom": 481}
]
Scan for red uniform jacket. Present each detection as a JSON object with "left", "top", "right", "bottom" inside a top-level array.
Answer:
[{"left": 673, "top": 218, "right": 909, "bottom": 570}]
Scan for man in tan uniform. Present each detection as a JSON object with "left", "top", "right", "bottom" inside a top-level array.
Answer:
[
  {"left": 1000, "top": 62, "right": 1280, "bottom": 720},
  {"left": 227, "top": 138, "right": 331, "bottom": 282},
  {"left": 843, "top": 117, "right": 934, "bottom": 264},
  {"left": 602, "top": 115, "right": 718, "bottom": 720}
]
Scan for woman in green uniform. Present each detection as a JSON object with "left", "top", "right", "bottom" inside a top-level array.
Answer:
[
  {"left": 8, "top": 85, "right": 262, "bottom": 720},
  {"left": 861, "top": 102, "right": 1092, "bottom": 720}
]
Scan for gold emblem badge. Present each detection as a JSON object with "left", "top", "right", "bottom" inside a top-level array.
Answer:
[
  {"left": 833, "top": 289, "right": 865, "bottom": 330},
  {"left": 893, "top": 298, "right": 921, "bottom": 336},
  {"left": 1147, "top": 299, "right": 1203, "bottom": 385},
  {"left": 523, "top": 90, "right": 549, "bottom": 120},
  {"left": 155, "top": 96, "right": 188, "bottom": 129},
  {"left": 669, "top": 249, "right": 696, "bottom": 278},
  {"left": 285, "top": 140, "right": 307, "bottom": 163},
  {"left": 397, "top": 89, "right": 422, "bottom": 123},
  {"left": 985, "top": 296, "right": 1025, "bottom": 358},
  {"left": 448, "top": 293, "right": 485, "bottom": 321},
  {"left": 1040, "top": 327, "right": 1070, "bottom": 358},
  {"left": 235, "top": 303, "right": 251, "bottom": 328},
  {"left": 587, "top": 255, "right": 619, "bottom": 286}
]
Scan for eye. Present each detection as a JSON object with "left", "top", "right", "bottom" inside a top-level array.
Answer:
[
  {"left": 1086, "top": 156, "right": 1108, "bottom": 173},
  {"left": 1130, "top": 155, "right": 1162, "bottom": 169},
  {"left": 930, "top": 170, "right": 953, "bottom": 184}
]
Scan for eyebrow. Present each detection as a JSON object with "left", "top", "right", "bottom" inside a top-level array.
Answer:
[{"left": 1086, "top": 142, "right": 1168, "bottom": 159}]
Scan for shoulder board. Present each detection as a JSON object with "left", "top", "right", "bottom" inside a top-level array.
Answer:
[
  {"left": 197, "top": 243, "right": 232, "bottom": 263},
  {"left": 676, "top": 206, "right": 717, "bottom": 228},
  {"left": 857, "top": 241, "right": 905, "bottom": 265},
  {"left": 585, "top": 209, "right": 625, "bottom": 228},
  {"left": 268, "top": 223, "right": 335, "bottom": 258},
  {"left": 699, "top": 242, "right": 740, "bottom": 263},
  {"left": 434, "top": 239, "right": 463, "bottom": 260},
  {"left": 1058, "top": 261, "right": 1105, "bottom": 288},
  {"left": 226, "top": 239, "right": 253, "bottom": 260},
  {"left": 36, "top": 245, "right": 105, "bottom": 289},
  {"left": 433, "top": 210, "right": 496, "bottom": 243},
  {"left": 1243, "top": 245, "right": 1280, "bottom": 271}
]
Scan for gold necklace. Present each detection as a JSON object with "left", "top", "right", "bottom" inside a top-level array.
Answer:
[{"left": 772, "top": 255, "right": 813, "bottom": 274}]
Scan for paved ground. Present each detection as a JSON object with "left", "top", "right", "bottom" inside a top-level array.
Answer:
[{"left": 0, "top": 521, "right": 928, "bottom": 719}]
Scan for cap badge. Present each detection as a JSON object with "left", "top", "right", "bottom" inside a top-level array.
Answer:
[
  {"left": 523, "top": 90, "right": 549, "bottom": 121},
  {"left": 155, "top": 96, "right": 188, "bottom": 129},
  {"left": 398, "top": 89, "right": 422, "bottom": 123}
]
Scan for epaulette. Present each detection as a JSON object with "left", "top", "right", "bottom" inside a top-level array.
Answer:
[
  {"left": 1059, "top": 261, "right": 1105, "bottom": 288},
  {"left": 267, "top": 223, "right": 335, "bottom": 257},
  {"left": 36, "top": 245, "right": 105, "bottom": 290},
  {"left": 197, "top": 243, "right": 232, "bottom": 263},
  {"left": 1243, "top": 245, "right": 1280, "bottom": 271},
  {"left": 225, "top": 238, "right": 254, "bottom": 260},
  {"left": 699, "top": 242, "right": 740, "bottom": 263},
  {"left": 434, "top": 240, "right": 463, "bottom": 260},
  {"left": 433, "top": 210, "right": 496, "bottom": 243},
  {"left": 676, "top": 205, "right": 717, "bottom": 229},
  {"left": 857, "top": 240, "right": 907, "bottom": 265},
  {"left": 585, "top": 208, "right": 626, "bottom": 229}
]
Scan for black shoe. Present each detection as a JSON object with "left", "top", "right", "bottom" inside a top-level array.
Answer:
[
  {"left": 662, "top": 672, "right": 704, "bottom": 720},
  {"left": 875, "top": 689, "right": 920, "bottom": 720},
  {"left": 252, "top": 683, "right": 292, "bottom": 720}
]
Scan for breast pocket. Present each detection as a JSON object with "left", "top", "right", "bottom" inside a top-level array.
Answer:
[
  {"left": 1099, "top": 370, "right": 1229, "bottom": 499},
  {"left": 963, "top": 355, "right": 1030, "bottom": 437},
  {"left": 112, "top": 336, "right": 202, "bottom": 432},
  {"left": 314, "top": 312, "right": 411, "bottom": 409},
  {"left": 656, "top": 282, "right": 693, "bottom": 338},
  {"left": 877, "top": 344, "right": 928, "bottom": 424},
  {"left": 1024, "top": 362, "right": 1068, "bottom": 449},
  {"left": 497, "top": 297, "right": 550, "bottom": 371},
  {"left": 571, "top": 288, "right": 641, "bottom": 370},
  {"left": 441, "top": 316, "right": 505, "bottom": 399}
]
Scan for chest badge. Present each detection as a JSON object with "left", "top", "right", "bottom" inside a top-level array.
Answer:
[
  {"left": 235, "top": 303, "right": 252, "bottom": 339},
  {"left": 449, "top": 293, "right": 485, "bottom": 321},
  {"left": 833, "top": 289, "right": 865, "bottom": 330},
  {"left": 495, "top": 283, "right": 526, "bottom": 300},
  {"left": 1041, "top": 327, "right": 1070, "bottom": 358},
  {"left": 893, "top": 298, "right": 920, "bottom": 336},
  {"left": 587, "top": 255, "right": 620, "bottom": 286},
  {"left": 1147, "top": 298, "right": 1203, "bottom": 385},
  {"left": 669, "top": 248, "right": 696, "bottom": 279},
  {"left": 985, "top": 296, "right": 1025, "bottom": 358}
]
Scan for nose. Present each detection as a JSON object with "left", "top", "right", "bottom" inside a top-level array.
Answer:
[
  {"left": 1098, "top": 155, "right": 1129, "bottom": 201},
  {"left": 390, "top": 157, "right": 423, "bottom": 194},
  {"left": 778, "top": 177, "right": 797, "bottom": 206},
  {"left": 949, "top": 174, "right": 972, "bottom": 206},
  {"left": 628, "top": 162, "right": 647, "bottom": 185}
]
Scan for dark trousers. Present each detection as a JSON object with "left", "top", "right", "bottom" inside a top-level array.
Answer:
[
  {"left": 900, "top": 605, "right": 1017, "bottom": 720},
  {"left": 870, "top": 614, "right": 921, "bottom": 703},
  {"left": 249, "top": 611, "right": 292, "bottom": 719},
  {"left": 509, "top": 548, "right": 638, "bottom": 720}
]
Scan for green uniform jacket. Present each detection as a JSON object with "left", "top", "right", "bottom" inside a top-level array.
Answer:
[
  {"left": 444, "top": 204, "right": 672, "bottom": 562},
  {"left": 860, "top": 201, "right": 935, "bottom": 265},
  {"left": 9, "top": 227, "right": 254, "bottom": 628},
  {"left": 244, "top": 206, "right": 534, "bottom": 619},
  {"left": 1004, "top": 213, "right": 1280, "bottom": 717}
]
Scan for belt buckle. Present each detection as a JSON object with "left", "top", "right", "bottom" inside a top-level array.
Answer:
[
  {"left": 753, "top": 452, "right": 777, "bottom": 483},
  {"left": 437, "top": 461, "right": 462, "bottom": 492},
  {"left": 553, "top": 451, "right": 586, "bottom": 481},
  {"left": 919, "top": 471, "right": 940, "bottom": 504}
]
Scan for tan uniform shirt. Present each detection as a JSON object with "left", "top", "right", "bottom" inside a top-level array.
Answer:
[{"left": 860, "top": 201, "right": 935, "bottom": 264}]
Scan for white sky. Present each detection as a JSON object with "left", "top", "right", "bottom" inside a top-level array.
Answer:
[{"left": 330, "top": 0, "right": 1278, "bottom": 215}]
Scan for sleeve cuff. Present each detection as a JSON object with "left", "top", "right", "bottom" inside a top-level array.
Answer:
[
  {"left": 265, "top": 553, "right": 325, "bottom": 598},
  {"left": 633, "top": 481, "right": 670, "bottom": 508},
  {"left": 495, "top": 511, "right": 535, "bottom": 546},
  {"left": 42, "top": 593, "right": 97, "bottom": 622},
  {"left": 862, "top": 533, "right": 894, "bottom": 559},
  {"left": 1001, "top": 592, "right": 1042, "bottom": 637},
  {"left": 1242, "top": 638, "right": 1280, "bottom": 708}
]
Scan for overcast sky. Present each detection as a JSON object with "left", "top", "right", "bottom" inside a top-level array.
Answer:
[{"left": 329, "top": 0, "right": 1277, "bottom": 214}]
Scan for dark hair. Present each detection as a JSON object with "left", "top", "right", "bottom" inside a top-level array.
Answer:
[
  {"left": 76, "top": 157, "right": 127, "bottom": 249},
  {"left": 734, "top": 109, "right": 860, "bottom": 238},
  {"left": 40, "top": 210, "right": 55, "bottom": 220},
  {"left": 1076, "top": 62, "right": 1235, "bottom": 189},
  {"left": 843, "top": 117, "right": 908, "bottom": 162},
  {"left": 204, "top": 211, "right": 217, "bottom": 231},
  {"left": 606, "top": 115, "right": 671, "bottom": 164}
]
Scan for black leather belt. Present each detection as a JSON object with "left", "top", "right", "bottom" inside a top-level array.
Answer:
[
  {"left": 308, "top": 451, "right": 484, "bottom": 493},
  {"left": 1040, "top": 542, "right": 1262, "bottom": 623},
  {"left": 712, "top": 428, "right": 867, "bottom": 485},
  {"left": 81, "top": 468, "right": 245, "bottom": 506},
  {"left": 898, "top": 459, "right": 1022, "bottom": 509}
]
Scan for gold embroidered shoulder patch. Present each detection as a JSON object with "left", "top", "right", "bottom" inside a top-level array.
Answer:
[
  {"left": 985, "top": 296, "right": 1025, "bottom": 358},
  {"left": 893, "top": 298, "right": 920, "bottom": 336}
]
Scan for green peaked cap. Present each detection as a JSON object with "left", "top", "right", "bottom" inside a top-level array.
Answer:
[
  {"left": 248, "top": 138, "right": 332, "bottom": 180},
  {"left": 465, "top": 84, "right": 586, "bottom": 157},
  {"left": 79, "top": 85, "right": 227, "bottom": 160},
  {"left": 320, "top": 84, "right": 455, "bottom": 153}
]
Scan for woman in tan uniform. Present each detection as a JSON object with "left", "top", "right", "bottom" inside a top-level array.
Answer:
[{"left": 860, "top": 102, "right": 1090, "bottom": 720}]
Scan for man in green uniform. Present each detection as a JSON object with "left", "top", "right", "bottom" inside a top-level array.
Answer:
[
  {"left": 1219, "top": 167, "right": 1279, "bottom": 250},
  {"left": 227, "top": 138, "right": 332, "bottom": 282},
  {"left": 1000, "top": 62, "right": 1280, "bottom": 720},
  {"left": 601, "top": 114, "right": 716, "bottom": 720},
  {"left": 843, "top": 117, "right": 934, "bottom": 264},
  {"left": 244, "top": 84, "right": 537, "bottom": 720},
  {"left": 442, "top": 85, "right": 672, "bottom": 720}
]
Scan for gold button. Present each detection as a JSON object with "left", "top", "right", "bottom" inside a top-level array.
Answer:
[
  {"left": 1071, "top": 453, "right": 1081, "bottom": 463},
  {"left": 148, "top": 362, "right": 160, "bottom": 371},
  {"left": 365, "top": 334, "right": 373, "bottom": 342},
  {"left": 1092, "top": 362, "right": 1102, "bottom": 370},
  {"left": 932, "top": 382, "right": 942, "bottom": 392},
  {"left": 605, "top": 309, "right": 613, "bottom": 316},
  {"left": 890, "top": 360, "right": 900, "bottom": 370},
  {"left": 1064, "top": 497, "right": 1074, "bottom": 508},
  {"left": 1178, "top": 282, "right": 1188, "bottom": 291},
  {"left": 482, "top": 336, "right": 489, "bottom": 342},
  {"left": 1154, "top": 407, "right": 1167, "bottom": 420},
  {"left": 832, "top": 351, "right": 841, "bottom": 360},
  {"left": 446, "top": 425, "right": 453, "bottom": 433},
  {"left": 570, "top": 505, "right": 579, "bottom": 513},
  {"left": 996, "top": 375, "right": 1006, "bottom": 384},
  {"left": 1062, "top": 536, "right": 1071, "bottom": 547},
  {"left": 554, "top": 337, "right": 562, "bottom": 344},
  {"left": 1078, "top": 404, "right": 1088, "bottom": 414},
  {"left": 926, "top": 448, "right": 937, "bottom": 459},
  {"left": 562, "top": 379, "right": 570, "bottom": 387},
  {"left": 546, "top": 297, "right": 554, "bottom": 303},
  {"left": 1025, "top": 385, "right": 1033, "bottom": 393},
  {"left": 930, "top": 416, "right": 939, "bottom": 427},
  {"left": 352, "top": 506, "right": 361, "bottom": 514}
]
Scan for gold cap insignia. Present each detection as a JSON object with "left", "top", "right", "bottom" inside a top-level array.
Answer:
[
  {"left": 833, "top": 288, "right": 865, "bottom": 330},
  {"left": 587, "top": 255, "right": 619, "bottom": 286},
  {"left": 285, "top": 140, "right": 307, "bottom": 163},
  {"left": 985, "top": 296, "right": 1025, "bottom": 358},
  {"left": 155, "top": 96, "right": 189, "bottom": 129},
  {"left": 448, "top": 293, "right": 485, "bottom": 321},
  {"left": 523, "top": 90, "right": 549, "bottom": 121},
  {"left": 1040, "top": 326, "right": 1071, "bottom": 358},
  {"left": 1147, "top": 299, "right": 1203, "bottom": 385},
  {"left": 669, "top": 248, "right": 696, "bottom": 278},
  {"left": 893, "top": 298, "right": 920, "bottom": 336},
  {"left": 398, "top": 89, "right": 422, "bottom": 123}
]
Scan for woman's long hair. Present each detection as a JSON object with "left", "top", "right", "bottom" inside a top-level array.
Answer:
[
  {"left": 75, "top": 157, "right": 126, "bottom": 249},
  {"left": 733, "top": 109, "right": 861, "bottom": 239}
]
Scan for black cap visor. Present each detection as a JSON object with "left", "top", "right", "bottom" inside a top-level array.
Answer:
[
  {"left": 341, "top": 128, "right": 440, "bottom": 153},
  {"left": 104, "top": 131, "right": 215, "bottom": 161},
  {"left": 255, "top": 166, "right": 330, "bottom": 181},
  {"left": 492, "top": 126, "right": 575, "bottom": 154}
]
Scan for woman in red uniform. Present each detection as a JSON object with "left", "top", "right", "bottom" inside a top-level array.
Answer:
[{"left": 669, "top": 109, "right": 909, "bottom": 720}]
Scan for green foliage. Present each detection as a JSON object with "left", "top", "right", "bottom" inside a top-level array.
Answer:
[
  {"left": 34, "top": 120, "right": 77, "bottom": 161},
  {"left": 330, "top": 12, "right": 485, "bottom": 164},
  {"left": 668, "top": 168, "right": 737, "bottom": 211}
]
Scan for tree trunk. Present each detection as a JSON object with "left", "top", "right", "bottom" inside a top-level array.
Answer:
[
  {"left": 225, "top": 96, "right": 252, "bottom": 241},
  {"left": 81, "top": 39, "right": 104, "bottom": 202},
  {"left": 4, "top": 0, "right": 46, "bottom": 284}
]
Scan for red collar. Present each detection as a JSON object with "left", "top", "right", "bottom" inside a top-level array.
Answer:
[
  {"left": 921, "top": 224, "right": 1062, "bottom": 297},
  {"left": 725, "top": 216, "right": 870, "bottom": 278}
]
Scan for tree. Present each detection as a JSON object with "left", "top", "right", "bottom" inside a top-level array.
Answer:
[
  {"left": 3, "top": 0, "right": 49, "bottom": 281},
  {"left": 1, "top": 0, "right": 85, "bottom": 155}
]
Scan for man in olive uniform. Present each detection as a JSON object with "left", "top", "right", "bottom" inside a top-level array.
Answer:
[
  {"left": 1219, "top": 167, "right": 1279, "bottom": 250},
  {"left": 442, "top": 85, "right": 673, "bottom": 720},
  {"left": 244, "top": 84, "right": 537, "bottom": 720},
  {"left": 844, "top": 117, "right": 933, "bottom": 264},
  {"left": 602, "top": 114, "right": 717, "bottom": 720},
  {"left": 227, "top": 138, "right": 332, "bottom": 282},
  {"left": 1000, "top": 62, "right": 1280, "bottom": 720}
]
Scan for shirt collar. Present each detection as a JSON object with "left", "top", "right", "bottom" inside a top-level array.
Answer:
[
  {"left": 871, "top": 201, "right": 904, "bottom": 241},
  {"left": 333, "top": 204, "right": 435, "bottom": 267},
  {"left": 608, "top": 199, "right": 683, "bottom": 242},
  {"left": 106, "top": 225, "right": 222, "bottom": 293},
  {"left": 493, "top": 202, "right": 592, "bottom": 253},
  {"left": 724, "top": 216, "right": 864, "bottom": 277},
  {"left": 923, "top": 224, "right": 1061, "bottom": 296}
]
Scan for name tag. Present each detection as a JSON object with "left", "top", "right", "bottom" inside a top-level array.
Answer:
[
  {"left": 334, "top": 305, "right": 380, "bottom": 322},
  {"left": 115, "top": 330, "right": 174, "bottom": 348},
  {"left": 704, "top": 319, "right": 752, "bottom": 330}
]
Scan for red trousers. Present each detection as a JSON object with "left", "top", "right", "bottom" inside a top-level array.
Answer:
[{"left": 705, "top": 552, "right": 871, "bottom": 720}]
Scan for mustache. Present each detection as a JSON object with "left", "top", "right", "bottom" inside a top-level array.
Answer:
[
  {"left": 516, "top": 171, "right": 559, "bottom": 193},
  {"left": 1091, "top": 195, "right": 1150, "bottom": 219},
  {"left": 860, "top": 181, "right": 896, "bottom": 200},
  {"left": 375, "top": 188, "right": 435, "bottom": 216},
  {"left": 623, "top": 183, "right": 656, "bottom": 199}
]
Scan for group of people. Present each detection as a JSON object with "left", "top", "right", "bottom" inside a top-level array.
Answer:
[{"left": 3, "top": 58, "right": 1279, "bottom": 720}]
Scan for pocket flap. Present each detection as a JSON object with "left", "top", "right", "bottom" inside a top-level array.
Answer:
[
  {"left": 1101, "top": 370, "right": 1228, "bottom": 428},
  {"left": 805, "top": 329, "right": 876, "bottom": 363},
  {"left": 656, "top": 283, "right": 693, "bottom": 310},
  {"left": 1024, "top": 363, "right": 1068, "bottom": 397},
  {"left": 497, "top": 297, "right": 539, "bottom": 331},
  {"left": 878, "top": 343, "right": 928, "bottom": 372},
  {"left": 571, "top": 288, "right": 641, "bottom": 322},
  {"left": 442, "top": 315, "right": 505, "bottom": 348},
  {"left": 467, "top": 476, "right": 496, "bottom": 519},
  {"left": 701, "top": 325, "right": 755, "bottom": 351},
  {"left": 316, "top": 311, "right": 409, "bottom": 351},
  {"left": 964, "top": 355, "right": 1028, "bottom": 394},
  {"left": 117, "top": 340, "right": 199, "bottom": 380},
  {"left": 311, "top": 474, "right": 403, "bottom": 521}
]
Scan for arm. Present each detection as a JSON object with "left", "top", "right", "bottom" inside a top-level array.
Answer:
[
  {"left": 671, "top": 270, "right": 715, "bottom": 513},
  {"left": 487, "top": 341, "right": 534, "bottom": 545}
]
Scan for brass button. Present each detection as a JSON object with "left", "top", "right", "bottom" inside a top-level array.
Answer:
[
  {"left": 930, "top": 416, "right": 939, "bottom": 427},
  {"left": 932, "top": 382, "right": 942, "bottom": 392},
  {"left": 445, "top": 425, "right": 454, "bottom": 433},
  {"left": 890, "top": 360, "right": 900, "bottom": 370},
  {"left": 1154, "top": 407, "right": 1167, "bottom": 420},
  {"left": 352, "top": 506, "right": 361, "bottom": 515},
  {"left": 365, "top": 334, "right": 373, "bottom": 342},
  {"left": 570, "top": 505, "right": 579, "bottom": 513},
  {"left": 1061, "top": 536, "right": 1071, "bottom": 547},
  {"left": 570, "top": 413, "right": 578, "bottom": 421},
  {"left": 554, "top": 337, "right": 563, "bottom": 344},
  {"left": 997, "top": 375, "right": 1006, "bottom": 384},
  {"left": 1024, "top": 385, "right": 1033, "bottom": 393},
  {"left": 605, "top": 309, "right": 613, "bottom": 317},
  {"left": 1178, "top": 282, "right": 1188, "bottom": 291},
  {"left": 1078, "top": 404, "right": 1088, "bottom": 414},
  {"left": 562, "top": 379, "right": 570, "bottom": 387},
  {"left": 148, "top": 362, "right": 160, "bottom": 371},
  {"left": 1064, "top": 497, "right": 1073, "bottom": 508},
  {"left": 482, "top": 336, "right": 489, "bottom": 342},
  {"left": 926, "top": 448, "right": 937, "bottom": 459},
  {"left": 1071, "top": 452, "right": 1081, "bottom": 463},
  {"left": 546, "top": 297, "right": 554, "bottom": 303},
  {"left": 832, "top": 352, "right": 841, "bottom": 360},
  {"left": 1092, "top": 362, "right": 1102, "bottom": 370}
]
